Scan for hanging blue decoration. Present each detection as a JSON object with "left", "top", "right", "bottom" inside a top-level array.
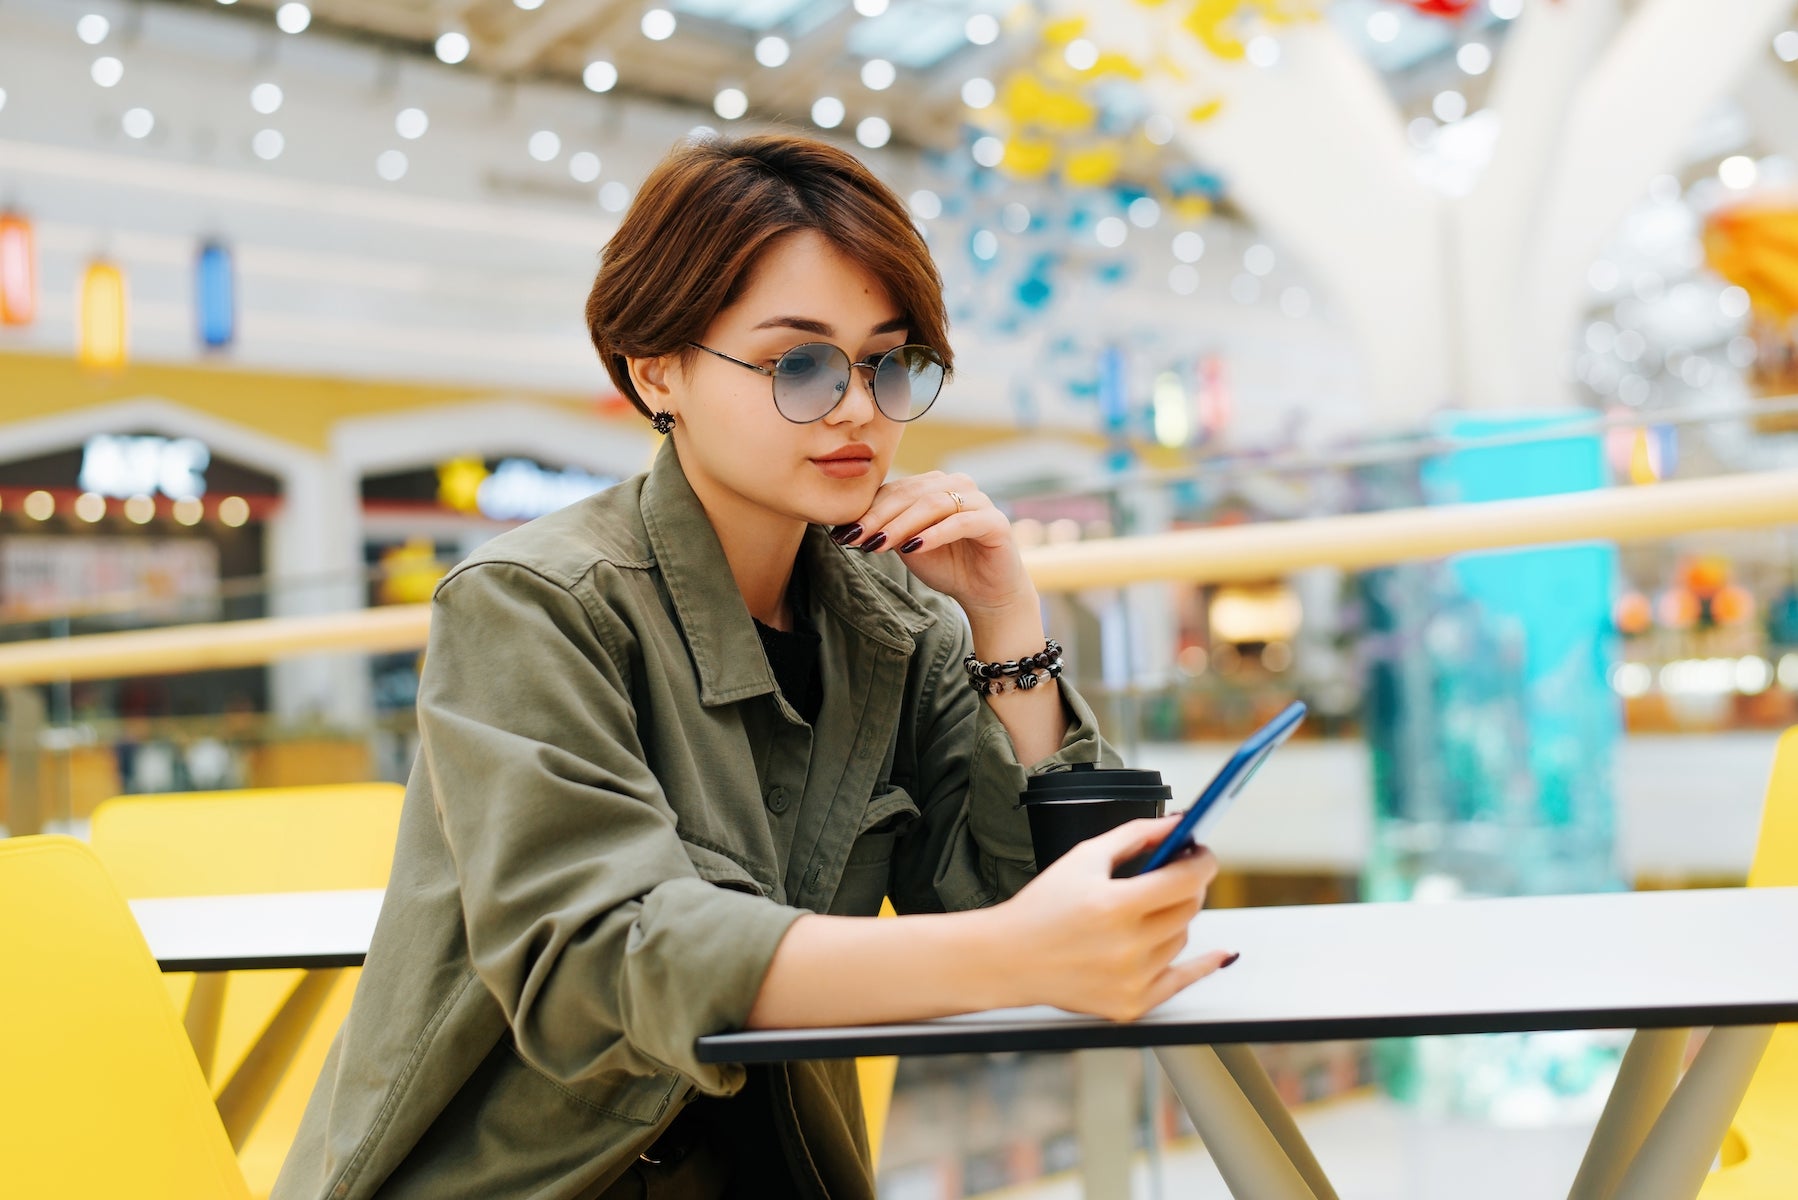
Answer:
[
  {"left": 1098, "top": 344, "right": 1128, "bottom": 436},
  {"left": 196, "top": 240, "right": 236, "bottom": 349},
  {"left": 1015, "top": 275, "right": 1052, "bottom": 311},
  {"left": 1165, "top": 167, "right": 1226, "bottom": 200}
]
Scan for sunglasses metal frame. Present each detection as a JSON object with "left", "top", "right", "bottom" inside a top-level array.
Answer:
[{"left": 688, "top": 340, "right": 944, "bottom": 424}]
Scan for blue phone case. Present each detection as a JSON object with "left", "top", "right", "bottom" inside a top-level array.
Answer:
[{"left": 1135, "top": 700, "right": 1308, "bottom": 873}]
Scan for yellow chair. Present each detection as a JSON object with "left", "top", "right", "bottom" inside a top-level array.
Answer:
[
  {"left": 89, "top": 783, "right": 404, "bottom": 1198},
  {"left": 0, "top": 835, "right": 251, "bottom": 1197},
  {"left": 88, "top": 784, "right": 902, "bottom": 1183},
  {"left": 1700, "top": 726, "right": 1798, "bottom": 1198},
  {"left": 857, "top": 897, "right": 903, "bottom": 1168}
]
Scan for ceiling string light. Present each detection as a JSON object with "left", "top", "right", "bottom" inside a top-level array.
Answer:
[
  {"left": 275, "top": 3, "right": 311, "bottom": 34},
  {"left": 435, "top": 30, "right": 471, "bottom": 64},
  {"left": 755, "top": 36, "right": 789, "bottom": 67},
  {"left": 856, "top": 117, "right": 890, "bottom": 149},
  {"left": 583, "top": 59, "right": 618, "bottom": 92},
  {"left": 713, "top": 88, "right": 748, "bottom": 119}
]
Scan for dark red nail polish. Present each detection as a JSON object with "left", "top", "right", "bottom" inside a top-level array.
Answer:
[
  {"left": 899, "top": 537, "right": 924, "bottom": 554},
  {"left": 831, "top": 523, "right": 863, "bottom": 545},
  {"left": 1221, "top": 952, "right": 1241, "bottom": 969},
  {"left": 860, "top": 532, "right": 887, "bottom": 552}
]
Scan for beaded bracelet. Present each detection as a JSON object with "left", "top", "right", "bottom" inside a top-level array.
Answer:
[{"left": 963, "top": 639, "right": 1064, "bottom": 696}]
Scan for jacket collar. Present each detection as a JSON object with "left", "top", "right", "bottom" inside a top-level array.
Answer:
[{"left": 639, "top": 439, "right": 936, "bottom": 708}]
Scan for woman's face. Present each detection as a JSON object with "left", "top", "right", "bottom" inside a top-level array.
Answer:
[{"left": 648, "top": 230, "right": 913, "bottom": 528}]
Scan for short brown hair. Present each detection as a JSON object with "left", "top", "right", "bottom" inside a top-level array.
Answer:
[{"left": 586, "top": 132, "right": 952, "bottom": 420}]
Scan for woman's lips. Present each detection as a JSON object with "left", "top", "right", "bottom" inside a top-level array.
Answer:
[{"left": 810, "top": 456, "right": 873, "bottom": 479}]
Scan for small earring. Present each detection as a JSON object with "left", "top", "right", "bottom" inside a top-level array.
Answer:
[{"left": 651, "top": 411, "right": 676, "bottom": 435}]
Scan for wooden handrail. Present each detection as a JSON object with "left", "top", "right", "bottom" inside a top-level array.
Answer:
[
  {"left": 0, "top": 604, "right": 431, "bottom": 688},
  {"left": 0, "top": 469, "right": 1793, "bottom": 688},
  {"left": 1022, "top": 468, "right": 1798, "bottom": 591}
]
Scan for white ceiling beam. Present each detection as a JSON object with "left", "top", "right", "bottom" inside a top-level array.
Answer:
[{"left": 486, "top": 0, "right": 616, "bottom": 73}]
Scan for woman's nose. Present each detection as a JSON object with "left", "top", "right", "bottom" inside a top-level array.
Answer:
[{"left": 828, "top": 364, "right": 879, "bottom": 422}]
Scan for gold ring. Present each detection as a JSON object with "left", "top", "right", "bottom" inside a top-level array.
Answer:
[{"left": 947, "top": 490, "right": 965, "bottom": 514}]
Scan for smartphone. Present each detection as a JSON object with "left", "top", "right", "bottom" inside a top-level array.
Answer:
[{"left": 1132, "top": 700, "right": 1307, "bottom": 874}]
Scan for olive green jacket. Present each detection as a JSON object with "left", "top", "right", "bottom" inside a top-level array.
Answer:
[{"left": 272, "top": 441, "right": 1114, "bottom": 1199}]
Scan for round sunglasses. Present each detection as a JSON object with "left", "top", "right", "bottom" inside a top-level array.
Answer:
[{"left": 689, "top": 340, "right": 946, "bottom": 424}]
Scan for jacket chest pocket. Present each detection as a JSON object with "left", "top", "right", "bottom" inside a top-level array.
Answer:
[{"left": 827, "top": 785, "right": 919, "bottom": 916}]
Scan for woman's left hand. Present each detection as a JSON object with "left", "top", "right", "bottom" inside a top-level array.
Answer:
[{"left": 833, "top": 471, "right": 1032, "bottom": 616}]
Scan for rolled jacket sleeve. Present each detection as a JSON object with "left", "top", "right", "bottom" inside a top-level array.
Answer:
[
  {"left": 892, "top": 601, "right": 1121, "bottom": 915},
  {"left": 419, "top": 561, "right": 802, "bottom": 1095}
]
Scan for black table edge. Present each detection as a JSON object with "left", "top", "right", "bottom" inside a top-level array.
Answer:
[
  {"left": 153, "top": 951, "right": 370, "bottom": 973},
  {"left": 696, "top": 1002, "right": 1798, "bottom": 1064}
]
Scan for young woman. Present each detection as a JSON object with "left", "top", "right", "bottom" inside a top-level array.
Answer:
[{"left": 275, "top": 133, "right": 1232, "bottom": 1200}]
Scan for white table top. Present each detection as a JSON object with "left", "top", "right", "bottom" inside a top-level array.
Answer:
[
  {"left": 699, "top": 887, "right": 1798, "bottom": 1062},
  {"left": 128, "top": 888, "right": 385, "bottom": 973}
]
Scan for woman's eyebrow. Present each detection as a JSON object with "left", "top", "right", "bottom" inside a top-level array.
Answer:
[{"left": 749, "top": 315, "right": 910, "bottom": 337}]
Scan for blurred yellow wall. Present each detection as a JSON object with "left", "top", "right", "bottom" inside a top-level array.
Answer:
[{"left": 0, "top": 350, "right": 1114, "bottom": 475}]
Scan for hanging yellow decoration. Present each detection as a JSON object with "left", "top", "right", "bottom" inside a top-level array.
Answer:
[
  {"left": 1065, "top": 146, "right": 1124, "bottom": 187},
  {"left": 1185, "top": 0, "right": 1250, "bottom": 58},
  {"left": 1183, "top": 0, "right": 1321, "bottom": 60},
  {"left": 968, "top": 0, "right": 1319, "bottom": 205},
  {"left": 1171, "top": 195, "right": 1215, "bottom": 222},
  {"left": 1001, "top": 136, "right": 1058, "bottom": 180},
  {"left": 1000, "top": 74, "right": 1097, "bottom": 134},
  {"left": 1704, "top": 202, "right": 1798, "bottom": 320},
  {"left": 77, "top": 260, "right": 127, "bottom": 372},
  {"left": 1089, "top": 51, "right": 1147, "bottom": 81},
  {"left": 1188, "top": 98, "right": 1225, "bottom": 123}
]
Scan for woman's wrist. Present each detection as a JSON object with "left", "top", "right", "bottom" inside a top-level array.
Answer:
[
  {"left": 963, "top": 591, "right": 1048, "bottom": 663},
  {"left": 749, "top": 905, "right": 1033, "bottom": 1027},
  {"left": 952, "top": 904, "right": 1032, "bottom": 1011}
]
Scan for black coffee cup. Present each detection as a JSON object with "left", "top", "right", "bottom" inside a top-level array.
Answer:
[{"left": 1021, "top": 764, "right": 1171, "bottom": 870}]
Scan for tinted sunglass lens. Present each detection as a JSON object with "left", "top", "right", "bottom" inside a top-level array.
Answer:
[
  {"left": 874, "top": 346, "right": 945, "bottom": 422},
  {"left": 773, "top": 342, "right": 851, "bottom": 422}
]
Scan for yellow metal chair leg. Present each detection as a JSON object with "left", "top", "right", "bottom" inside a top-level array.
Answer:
[
  {"left": 215, "top": 969, "right": 343, "bottom": 1150},
  {"left": 183, "top": 973, "right": 230, "bottom": 1082}
]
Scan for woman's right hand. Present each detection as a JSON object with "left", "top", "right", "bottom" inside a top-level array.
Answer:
[{"left": 988, "top": 816, "right": 1236, "bottom": 1022}]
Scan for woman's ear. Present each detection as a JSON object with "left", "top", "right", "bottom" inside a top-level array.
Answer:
[{"left": 626, "top": 353, "right": 680, "bottom": 417}]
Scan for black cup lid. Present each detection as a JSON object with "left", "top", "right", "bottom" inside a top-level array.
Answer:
[{"left": 1022, "top": 762, "right": 1171, "bottom": 804}]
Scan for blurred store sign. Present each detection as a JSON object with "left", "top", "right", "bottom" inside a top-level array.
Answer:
[
  {"left": 78, "top": 435, "right": 211, "bottom": 501},
  {"left": 376, "top": 539, "right": 447, "bottom": 607},
  {"left": 434, "top": 457, "right": 615, "bottom": 522},
  {"left": 195, "top": 241, "right": 236, "bottom": 350},
  {"left": 1209, "top": 582, "right": 1302, "bottom": 644},
  {"left": 77, "top": 259, "right": 127, "bottom": 372},
  {"left": 0, "top": 212, "right": 37, "bottom": 326},
  {"left": 0, "top": 536, "right": 219, "bottom": 620}
]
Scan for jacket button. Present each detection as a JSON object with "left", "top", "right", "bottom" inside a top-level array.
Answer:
[{"left": 765, "top": 786, "right": 789, "bottom": 814}]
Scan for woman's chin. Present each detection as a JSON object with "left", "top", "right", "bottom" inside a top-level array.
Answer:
[{"left": 788, "top": 481, "right": 878, "bottom": 526}]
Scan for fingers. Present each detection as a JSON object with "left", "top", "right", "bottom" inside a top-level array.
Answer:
[
  {"left": 1141, "top": 896, "right": 1205, "bottom": 940},
  {"left": 1073, "top": 816, "right": 1185, "bottom": 867},
  {"left": 884, "top": 509, "right": 1006, "bottom": 556},
  {"left": 1112, "top": 844, "right": 1219, "bottom": 911},
  {"left": 833, "top": 472, "right": 985, "bottom": 550},
  {"left": 1137, "top": 949, "right": 1239, "bottom": 1015}
]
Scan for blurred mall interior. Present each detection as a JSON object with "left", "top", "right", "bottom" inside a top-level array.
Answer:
[{"left": 4, "top": 0, "right": 1798, "bottom": 1196}]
